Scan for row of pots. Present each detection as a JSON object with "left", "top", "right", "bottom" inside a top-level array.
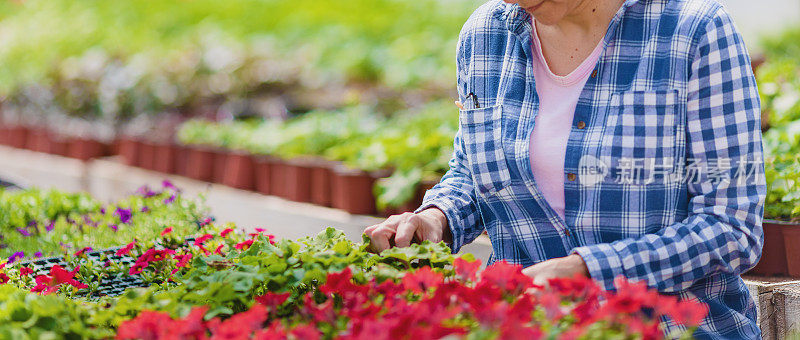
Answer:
[
  {"left": 748, "top": 220, "right": 800, "bottom": 278},
  {"left": 0, "top": 125, "right": 111, "bottom": 161},
  {"left": 118, "top": 137, "right": 436, "bottom": 216}
]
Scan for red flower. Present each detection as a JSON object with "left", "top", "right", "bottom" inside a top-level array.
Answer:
[
  {"left": 255, "top": 292, "right": 291, "bottom": 309},
  {"left": 117, "top": 242, "right": 136, "bottom": 256},
  {"left": 402, "top": 266, "right": 443, "bottom": 293},
  {"left": 73, "top": 247, "right": 92, "bottom": 257},
  {"left": 214, "top": 244, "right": 224, "bottom": 255},
  {"left": 116, "top": 310, "right": 174, "bottom": 340},
  {"left": 453, "top": 257, "right": 481, "bottom": 281},
  {"left": 290, "top": 324, "right": 321, "bottom": 340},
  {"left": 31, "top": 265, "right": 87, "bottom": 294},
  {"left": 668, "top": 299, "right": 709, "bottom": 326},
  {"left": 234, "top": 239, "right": 254, "bottom": 250},
  {"left": 0, "top": 272, "right": 9, "bottom": 284},
  {"left": 19, "top": 267, "right": 33, "bottom": 276},
  {"left": 220, "top": 228, "right": 234, "bottom": 238},
  {"left": 479, "top": 261, "right": 533, "bottom": 295},
  {"left": 209, "top": 303, "right": 268, "bottom": 338},
  {"left": 161, "top": 227, "right": 173, "bottom": 236}
]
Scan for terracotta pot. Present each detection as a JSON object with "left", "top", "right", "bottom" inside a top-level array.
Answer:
[
  {"left": 253, "top": 156, "right": 273, "bottom": 196},
  {"left": 222, "top": 152, "right": 255, "bottom": 190},
  {"left": 0, "top": 126, "right": 8, "bottom": 145},
  {"left": 310, "top": 160, "right": 336, "bottom": 207},
  {"left": 67, "top": 138, "right": 107, "bottom": 161},
  {"left": 49, "top": 135, "right": 70, "bottom": 156},
  {"left": 26, "top": 128, "right": 51, "bottom": 153},
  {"left": 173, "top": 143, "right": 189, "bottom": 176},
  {"left": 331, "top": 166, "right": 384, "bottom": 215},
  {"left": 782, "top": 223, "right": 800, "bottom": 278},
  {"left": 118, "top": 138, "right": 140, "bottom": 166},
  {"left": 749, "top": 220, "right": 791, "bottom": 277},
  {"left": 281, "top": 158, "right": 315, "bottom": 203},
  {"left": 138, "top": 141, "right": 157, "bottom": 170},
  {"left": 152, "top": 142, "right": 176, "bottom": 173},
  {"left": 184, "top": 145, "right": 216, "bottom": 181},
  {"left": 269, "top": 159, "right": 287, "bottom": 197},
  {"left": 212, "top": 149, "right": 229, "bottom": 184},
  {"left": 7, "top": 126, "right": 29, "bottom": 149}
]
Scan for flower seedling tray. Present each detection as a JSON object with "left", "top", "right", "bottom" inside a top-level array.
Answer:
[{"left": 18, "top": 236, "right": 197, "bottom": 298}]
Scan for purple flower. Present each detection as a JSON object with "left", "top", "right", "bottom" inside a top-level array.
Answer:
[
  {"left": 34, "top": 251, "right": 42, "bottom": 258},
  {"left": 16, "top": 228, "right": 30, "bottom": 237},
  {"left": 140, "top": 206, "right": 149, "bottom": 213},
  {"left": 162, "top": 180, "right": 178, "bottom": 191},
  {"left": 115, "top": 208, "right": 132, "bottom": 224},
  {"left": 8, "top": 251, "right": 24, "bottom": 263},
  {"left": 164, "top": 194, "right": 176, "bottom": 205},
  {"left": 100, "top": 207, "right": 106, "bottom": 214},
  {"left": 45, "top": 222, "right": 55, "bottom": 232},
  {"left": 27, "top": 220, "right": 37, "bottom": 228},
  {"left": 136, "top": 186, "right": 158, "bottom": 198},
  {"left": 109, "top": 224, "right": 119, "bottom": 232}
]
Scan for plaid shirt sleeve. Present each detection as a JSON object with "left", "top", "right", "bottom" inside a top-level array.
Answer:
[
  {"left": 415, "top": 32, "right": 484, "bottom": 254},
  {"left": 573, "top": 7, "right": 766, "bottom": 293}
]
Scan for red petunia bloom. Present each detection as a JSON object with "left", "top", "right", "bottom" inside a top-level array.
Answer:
[
  {"left": 117, "top": 242, "right": 136, "bottom": 257},
  {"left": 402, "top": 266, "right": 443, "bottom": 294},
  {"left": 19, "top": 267, "right": 33, "bottom": 276},
  {"left": 31, "top": 265, "right": 87, "bottom": 294},
  {"left": 128, "top": 248, "right": 176, "bottom": 275},
  {"left": 214, "top": 244, "right": 224, "bottom": 255},
  {"left": 219, "top": 228, "right": 234, "bottom": 238},
  {"left": 0, "top": 272, "right": 9, "bottom": 284},
  {"left": 161, "top": 227, "right": 173, "bottom": 236},
  {"left": 453, "top": 257, "right": 481, "bottom": 281},
  {"left": 255, "top": 292, "right": 291, "bottom": 309},
  {"left": 234, "top": 239, "right": 254, "bottom": 250},
  {"left": 208, "top": 303, "right": 268, "bottom": 338}
]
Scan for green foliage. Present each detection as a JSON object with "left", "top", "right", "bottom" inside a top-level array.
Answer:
[{"left": 0, "top": 285, "right": 114, "bottom": 339}]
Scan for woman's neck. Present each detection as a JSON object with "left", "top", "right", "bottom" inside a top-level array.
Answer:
[{"left": 540, "top": 0, "right": 625, "bottom": 38}]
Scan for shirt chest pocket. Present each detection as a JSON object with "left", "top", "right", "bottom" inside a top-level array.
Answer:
[
  {"left": 600, "top": 90, "right": 682, "bottom": 181},
  {"left": 459, "top": 104, "right": 512, "bottom": 197}
]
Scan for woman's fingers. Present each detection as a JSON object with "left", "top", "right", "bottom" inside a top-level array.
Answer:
[
  {"left": 454, "top": 100, "right": 465, "bottom": 110},
  {"left": 394, "top": 213, "right": 420, "bottom": 248}
]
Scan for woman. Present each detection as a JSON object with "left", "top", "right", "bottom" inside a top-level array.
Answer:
[{"left": 365, "top": 0, "right": 765, "bottom": 338}]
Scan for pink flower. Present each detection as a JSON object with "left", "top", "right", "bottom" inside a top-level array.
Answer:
[
  {"left": 0, "top": 273, "right": 9, "bottom": 284},
  {"left": 116, "top": 242, "right": 136, "bottom": 256},
  {"left": 31, "top": 265, "right": 87, "bottom": 294},
  {"left": 194, "top": 234, "right": 213, "bottom": 246},
  {"left": 174, "top": 253, "right": 193, "bottom": 268},
  {"left": 161, "top": 227, "right": 173, "bottom": 236},
  {"left": 234, "top": 239, "right": 254, "bottom": 250},
  {"left": 73, "top": 247, "right": 92, "bottom": 257},
  {"left": 220, "top": 228, "right": 234, "bottom": 238},
  {"left": 214, "top": 244, "right": 224, "bottom": 255}
]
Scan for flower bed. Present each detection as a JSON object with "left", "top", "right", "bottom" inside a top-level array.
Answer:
[
  {"left": 0, "top": 184, "right": 709, "bottom": 339},
  {"left": 0, "top": 181, "right": 208, "bottom": 261}
]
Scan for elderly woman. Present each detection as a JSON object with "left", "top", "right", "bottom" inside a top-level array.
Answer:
[{"left": 365, "top": 0, "right": 765, "bottom": 338}]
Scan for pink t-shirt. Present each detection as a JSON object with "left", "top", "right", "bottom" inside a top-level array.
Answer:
[{"left": 529, "top": 21, "right": 604, "bottom": 219}]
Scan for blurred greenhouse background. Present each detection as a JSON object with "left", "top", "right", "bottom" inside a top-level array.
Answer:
[{"left": 1, "top": 0, "right": 800, "bottom": 216}]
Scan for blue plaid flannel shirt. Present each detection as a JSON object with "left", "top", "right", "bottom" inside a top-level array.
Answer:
[{"left": 418, "top": 0, "right": 766, "bottom": 338}]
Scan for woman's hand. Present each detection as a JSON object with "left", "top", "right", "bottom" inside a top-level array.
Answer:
[
  {"left": 522, "top": 254, "right": 590, "bottom": 286},
  {"left": 364, "top": 208, "right": 452, "bottom": 253}
]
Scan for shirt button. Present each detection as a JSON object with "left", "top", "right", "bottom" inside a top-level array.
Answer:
[
  {"left": 577, "top": 121, "right": 586, "bottom": 129},
  {"left": 591, "top": 69, "right": 598, "bottom": 78},
  {"left": 567, "top": 173, "right": 577, "bottom": 181}
]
